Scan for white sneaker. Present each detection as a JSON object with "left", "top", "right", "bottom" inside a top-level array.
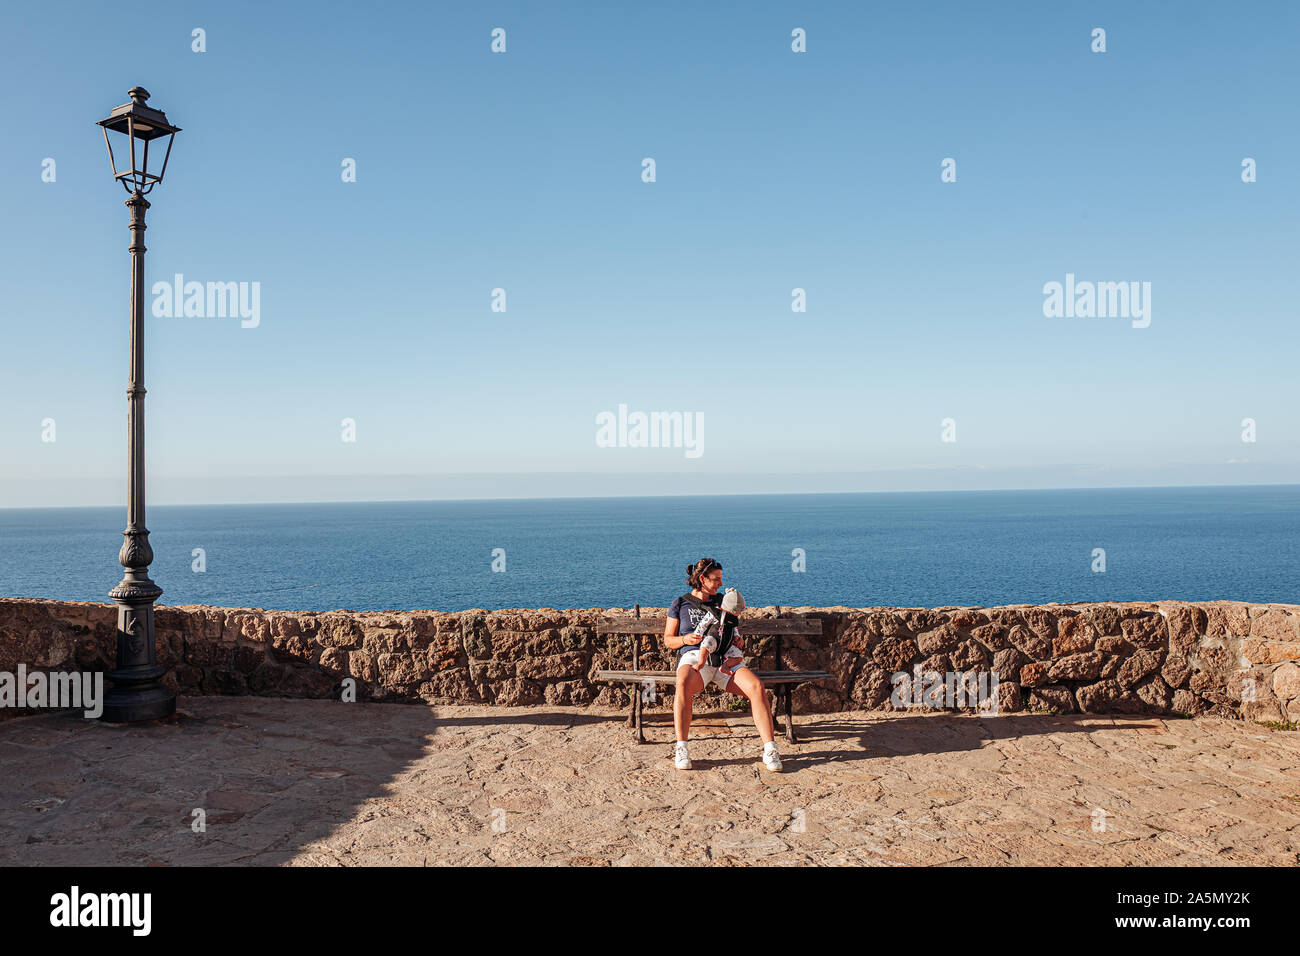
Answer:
[
  {"left": 674, "top": 742, "right": 692, "bottom": 770},
  {"left": 762, "top": 745, "right": 783, "bottom": 772}
]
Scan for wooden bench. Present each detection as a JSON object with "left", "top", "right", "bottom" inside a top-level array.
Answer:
[{"left": 595, "top": 605, "right": 832, "bottom": 744}]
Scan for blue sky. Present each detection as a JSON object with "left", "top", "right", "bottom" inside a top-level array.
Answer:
[{"left": 2, "top": 0, "right": 1297, "bottom": 506}]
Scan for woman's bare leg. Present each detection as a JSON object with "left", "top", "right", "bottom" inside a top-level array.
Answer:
[
  {"left": 674, "top": 665, "right": 704, "bottom": 741},
  {"left": 725, "top": 668, "right": 774, "bottom": 744}
]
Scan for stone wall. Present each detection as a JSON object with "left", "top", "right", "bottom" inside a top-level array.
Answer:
[{"left": 2, "top": 598, "right": 1299, "bottom": 723}]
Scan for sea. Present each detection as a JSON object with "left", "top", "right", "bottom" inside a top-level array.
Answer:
[{"left": 0, "top": 486, "right": 1296, "bottom": 613}]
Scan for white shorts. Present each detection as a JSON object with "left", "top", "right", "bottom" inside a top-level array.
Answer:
[{"left": 677, "top": 646, "right": 745, "bottom": 692}]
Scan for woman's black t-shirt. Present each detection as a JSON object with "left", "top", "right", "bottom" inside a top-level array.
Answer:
[{"left": 667, "top": 591, "right": 722, "bottom": 661}]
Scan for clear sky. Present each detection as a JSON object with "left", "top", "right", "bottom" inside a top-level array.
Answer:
[{"left": 2, "top": 0, "right": 1297, "bottom": 506}]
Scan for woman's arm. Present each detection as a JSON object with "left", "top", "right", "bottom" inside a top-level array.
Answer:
[
  {"left": 664, "top": 615, "right": 682, "bottom": 651},
  {"left": 663, "top": 614, "right": 702, "bottom": 651}
]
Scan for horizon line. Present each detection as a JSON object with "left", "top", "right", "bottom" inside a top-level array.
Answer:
[{"left": 3, "top": 480, "right": 1298, "bottom": 512}]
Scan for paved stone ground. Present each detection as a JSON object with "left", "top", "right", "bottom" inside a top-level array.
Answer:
[{"left": 1, "top": 697, "right": 1298, "bottom": 866}]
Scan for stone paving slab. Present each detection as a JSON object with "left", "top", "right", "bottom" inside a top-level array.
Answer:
[{"left": 1, "top": 698, "right": 1298, "bottom": 866}]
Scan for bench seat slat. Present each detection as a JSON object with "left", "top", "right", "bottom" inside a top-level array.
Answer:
[
  {"left": 595, "top": 669, "right": 833, "bottom": 684},
  {"left": 598, "top": 619, "right": 822, "bottom": 635}
]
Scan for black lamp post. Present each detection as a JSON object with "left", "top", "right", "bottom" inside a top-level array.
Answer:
[{"left": 95, "top": 87, "right": 180, "bottom": 722}]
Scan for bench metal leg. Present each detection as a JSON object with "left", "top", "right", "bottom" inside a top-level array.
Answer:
[
  {"left": 772, "top": 631, "right": 795, "bottom": 744},
  {"left": 634, "top": 685, "right": 645, "bottom": 744},
  {"left": 630, "top": 631, "right": 645, "bottom": 744},
  {"left": 622, "top": 683, "right": 646, "bottom": 743}
]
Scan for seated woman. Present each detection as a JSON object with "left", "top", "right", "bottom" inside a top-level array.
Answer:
[{"left": 663, "top": 557, "right": 781, "bottom": 772}]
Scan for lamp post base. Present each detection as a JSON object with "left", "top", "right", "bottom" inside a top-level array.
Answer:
[
  {"left": 101, "top": 568, "right": 175, "bottom": 722},
  {"left": 100, "top": 670, "right": 176, "bottom": 723}
]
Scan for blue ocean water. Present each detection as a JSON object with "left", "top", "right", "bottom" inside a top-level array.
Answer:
[{"left": 0, "top": 487, "right": 1296, "bottom": 613}]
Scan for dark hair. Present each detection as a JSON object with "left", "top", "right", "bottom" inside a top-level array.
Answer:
[{"left": 686, "top": 557, "right": 722, "bottom": 590}]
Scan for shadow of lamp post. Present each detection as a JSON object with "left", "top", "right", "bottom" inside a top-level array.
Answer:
[{"left": 95, "top": 87, "right": 181, "bottom": 722}]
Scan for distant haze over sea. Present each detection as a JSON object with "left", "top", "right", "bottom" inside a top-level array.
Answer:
[{"left": 1, "top": 464, "right": 1297, "bottom": 509}]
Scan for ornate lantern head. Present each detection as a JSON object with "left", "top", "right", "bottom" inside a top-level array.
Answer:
[{"left": 96, "top": 87, "right": 181, "bottom": 194}]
